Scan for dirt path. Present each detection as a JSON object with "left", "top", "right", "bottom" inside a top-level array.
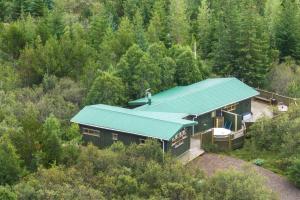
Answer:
[{"left": 191, "top": 153, "right": 300, "bottom": 200}]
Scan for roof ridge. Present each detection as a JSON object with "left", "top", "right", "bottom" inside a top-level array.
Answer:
[
  {"left": 88, "top": 105, "right": 192, "bottom": 126},
  {"left": 138, "top": 78, "right": 234, "bottom": 110}
]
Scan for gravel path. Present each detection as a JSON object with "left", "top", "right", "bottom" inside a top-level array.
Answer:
[{"left": 191, "top": 153, "right": 300, "bottom": 200}]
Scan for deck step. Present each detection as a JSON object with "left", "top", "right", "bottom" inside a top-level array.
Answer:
[{"left": 178, "top": 148, "right": 205, "bottom": 165}]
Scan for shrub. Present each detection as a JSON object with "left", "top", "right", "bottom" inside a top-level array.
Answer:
[
  {"left": 202, "top": 169, "right": 278, "bottom": 200},
  {"left": 287, "top": 158, "right": 300, "bottom": 188},
  {"left": 0, "top": 186, "right": 17, "bottom": 200}
]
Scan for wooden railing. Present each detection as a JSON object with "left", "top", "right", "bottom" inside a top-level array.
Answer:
[{"left": 255, "top": 88, "right": 300, "bottom": 106}]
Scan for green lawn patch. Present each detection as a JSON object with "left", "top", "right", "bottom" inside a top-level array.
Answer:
[{"left": 223, "top": 144, "right": 285, "bottom": 176}]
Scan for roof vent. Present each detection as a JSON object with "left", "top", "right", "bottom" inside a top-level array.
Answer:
[{"left": 145, "top": 88, "right": 152, "bottom": 105}]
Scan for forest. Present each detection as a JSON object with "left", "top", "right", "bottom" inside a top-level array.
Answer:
[{"left": 0, "top": 0, "right": 300, "bottom": 199}]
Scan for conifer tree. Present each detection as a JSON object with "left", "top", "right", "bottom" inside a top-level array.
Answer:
[
  {"left": 0, "top": 135, "right": 22, "bottom": 185},
  {"left": 275, "top": 0, "right": 300, "bottom": 61},
  {"left": 147, "top": 0, "right": 167, "bottom": 44},
  {"left": 169, "top": 0, "right": 190, "bottom": 45},
  {"left": 133, "top": 10, "right": 148, "bottom": 50},
  {"left": 197, "top": 0, "right": 212, "bottom": 58}
]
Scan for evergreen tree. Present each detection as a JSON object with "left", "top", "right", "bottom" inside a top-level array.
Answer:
[
  {"left": 146, "top": 0, "right": 167, "bottom": 44},
  {"left": 275, "top": 0, "right": 300, "bottom": 61},
  {"left": 196, "top": 0, "right": 212, "bottom": 58},
  {"left": 170, "top": 45, "right": 203, "bottom": 85},
  {"left": 85, "top": 71, "right": 126, "bottom": 105},
  {"left": 117, "top": 44, "right": 145, "bottom": 99},
  {"left": 265, "top": 0, "right": 282, "bottom": 48},
  {"left": 168, "top": 0, "right": 190, "bottom": 45},
  {"left": 235, "top": 0, "right": 271, "bottom": 86},
  {"left": 98, "top": 17, "right": 135, "bottom": 68},
  {"left": 40, "top": 114, "right": 62, "bottom": 166},
  {"left": 0, "top": 135, "right": 23, "bottom": 185},
  {"left": 133, "top": 10, "right": 148, "bottom": 50},
  {"left": 88, "top": 11, "right": 108, "bottom": 50},
  {"left": 212, "top": 0, "right": 271, "bottom": 86},
  {"left": 134, "top": 53, "right": 161, "bottom": 96},
  {"left": 147, "top": 43, "right": 176, "bottom": 90}
]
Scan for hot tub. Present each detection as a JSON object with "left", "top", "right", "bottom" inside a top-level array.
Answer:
[{"left": 213, "top": 128, "right": 232, "bottom": 138}]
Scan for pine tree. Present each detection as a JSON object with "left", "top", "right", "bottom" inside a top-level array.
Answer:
[
  {"left": 197, "top": 0, "right": 212, "bottom": 58},
  {"left": 275, "top": 0, "right": 300, "bottom": 61},
  {"left": 168, "top": 0, "right": 190, "bottom": 45},
  {"left": 235, "top": 0, "right": 271, "bottom": 86},
  {"left": 88, "top": 10, "right": 108, "bottom": 50},
  {"left": 133, "top": 10, "right": 148, "bottom": 50},
  {"left": 212, "top": 0, "right": 272, "bottom": 86},
  {"left": 146, "top": 0, "right": 167, "bottom": 44}
]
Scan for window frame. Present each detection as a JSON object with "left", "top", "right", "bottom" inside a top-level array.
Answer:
[
  {"left": 139, "top": 138, "right": 146, "bottom": 145},
  {"left": 223, "top": 103, "right": 238, "bottom": 112},
  {"left": 82, "top": 128, "right": 100, "bottom": 138},
  {"left": 112, "top": 133, "right": 118, "bottom": 141}
]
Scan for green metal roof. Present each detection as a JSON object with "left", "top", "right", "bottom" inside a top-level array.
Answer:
[
  {"left": 130, "top": 78, "right": 259, "bottom": 115},
  {"left": 71, "top": 104, "right": 197, "bottom": 140}
]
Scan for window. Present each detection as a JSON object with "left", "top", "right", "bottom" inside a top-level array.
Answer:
[
  {"left": 139, "top": 138, "right": 146, "bottom": 145},
  {"left": 82, "top": 128, "right": 100, "bottom": 137},
  {"left": 171, "top": 129, "right": 187, "bottom": 148},
  {"left": 112, "top": 133, "right": 118, "bottom": 141},
  {"left": 223, "top": 103, "right": 238, "bottom": 112}
]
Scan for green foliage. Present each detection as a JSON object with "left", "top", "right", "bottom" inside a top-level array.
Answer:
[
  {"left": 0, "top": 65, "right": 19, "bottom": 91},
  {"left": 40, "top": 114, "right": 62, "bottom": 166},
  {"left": 203, "top": 169, "right": 277, "bottom": 200},
  {"left": 170, "top": 45, "right": 203, "bottom": 85},
  {"left": 275, "top": 0, "right": 300, "bottom": 60},
  {"left": 0, "top": 0, "right": 300, "bottom": 197},
  {"left": 287, "top": 157, "right": 300, "bottom": 188},
  {"left": 0, "top": 135, "right": 23, "bottom": 185},
  {"left": 253, "top": 158, "right": 265, "bottom": 166},
  {"left": 0, "top": 186, "right": 17, "bottom": 200},
  {"left": 85, "top": 71, "right": 126, "bottom": 105},
  {"left": 169, "top": 0, "right": 190, "bottom": 45},
  {"left": 212, "top": 0, "right": 272, "bottom": 86}
]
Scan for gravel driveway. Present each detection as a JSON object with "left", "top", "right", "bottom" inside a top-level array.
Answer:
[{"left": 191, "top": 153, "right": 300, "bottom": 200}]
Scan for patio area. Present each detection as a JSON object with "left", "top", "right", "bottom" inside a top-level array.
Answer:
[{"left": 251, "top": 100, "right": 273, "bottom": 122}]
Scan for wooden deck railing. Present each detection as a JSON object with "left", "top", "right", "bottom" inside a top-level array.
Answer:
[{"left": 256, "top": 88, "right": 300, "bottom": 106}]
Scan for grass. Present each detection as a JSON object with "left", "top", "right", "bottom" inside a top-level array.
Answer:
[{"left": 223, "top": 140, "right": 285, "bottom": 176}]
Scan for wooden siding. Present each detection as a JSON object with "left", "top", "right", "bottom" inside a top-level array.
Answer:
[
  {"left": 235, "top": 98, "right": 251, "bottom": 115},
  {"left": 79, "top": 124, "right": 190, "bottom": 157},
  {"left": 195, "top": 113, "right": 214, "bottom": 133},
  {"left": 80, "top": 124, "right": 148, "bottom": 148}
]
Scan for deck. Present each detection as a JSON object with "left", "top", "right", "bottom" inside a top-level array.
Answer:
[{"left": 178, "top": 135, "right": 205, "bottom": 164}]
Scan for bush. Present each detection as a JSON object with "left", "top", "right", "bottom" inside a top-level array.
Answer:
[
  {"left": 287, "top": 158, "right": 300, "bottom": 188},
  {"left": 0, "top": 186, "right": 17, "bottom": 200},
  {"left": 202, "top": 169, "right": 278, "bottom": 200}
]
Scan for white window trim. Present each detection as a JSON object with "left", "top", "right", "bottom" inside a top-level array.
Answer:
[
  {"left": 82, "top": 128, "right": 100, "bottom": 137},
  {"left": 112, "top": 133, "right": 118, "bottom": 141},
  {"left": 139, "top": 138, "right": 146, "bottom": 145}
]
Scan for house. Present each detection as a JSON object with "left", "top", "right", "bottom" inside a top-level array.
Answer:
[
  {"left": 71, "top": 104, "right": 197, "bottom": 156},
  {"left": 71, "top": 78, "right": 259, "bottom": 156}
]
